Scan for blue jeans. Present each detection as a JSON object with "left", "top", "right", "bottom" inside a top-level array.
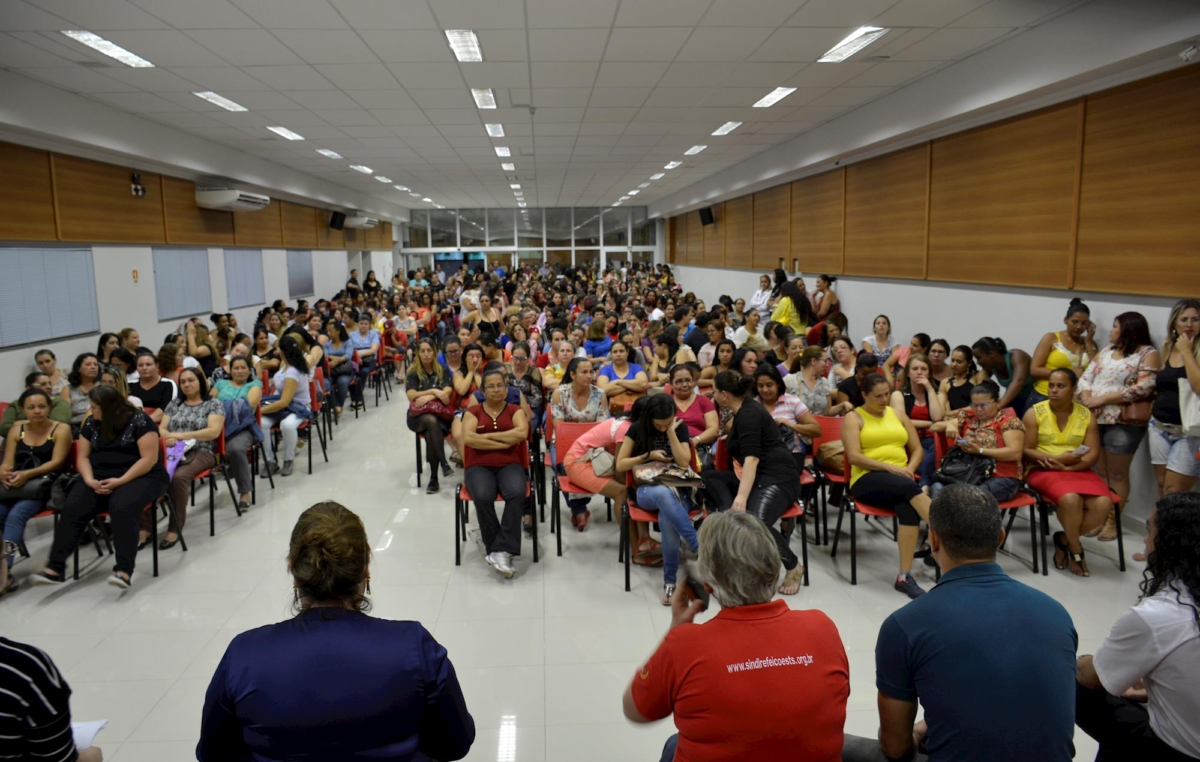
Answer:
[
  {"left": 332, "top": 373, "right": 352, "bottom": 408},
  {"left": 931, "top": 476, "right": 1021, "bottom": 503},
  {"left": 0, "top": 499, "right": 44, "bottom": 567},
  {"left": 634, "top": 484, "right": 699, "bottom": 585},
  {"left": 659, "top": 734, "right": 678, "bottom": 762}
]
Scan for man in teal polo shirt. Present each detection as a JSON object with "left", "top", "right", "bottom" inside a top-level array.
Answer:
[{"left": 843, "top": 483, "right": 1077, "bottom": 762}]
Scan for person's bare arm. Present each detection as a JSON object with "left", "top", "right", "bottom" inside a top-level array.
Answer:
[
  {"left": 1076, "top": 654, "right": 1103, "bottom": 691},
  {"left": 1029, "top": 333, "right": 1056, "bottom": 382},
  {"left": 877, "top": 693, "right": 919, "bottom": 761}
]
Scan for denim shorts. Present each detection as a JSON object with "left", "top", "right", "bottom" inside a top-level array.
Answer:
[
  {"left": 1147, "top": 420, "right": 1200, "bottom": 477},
  {"left": 1098, "top": 423, "right": 1148, "bottom": 456}
]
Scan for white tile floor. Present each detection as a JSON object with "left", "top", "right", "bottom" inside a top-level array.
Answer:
[{"left": 0, "top": 392, "right": 1141, "bottom": 761}]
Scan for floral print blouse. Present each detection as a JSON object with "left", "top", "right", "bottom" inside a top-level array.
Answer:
[
  {"left": 551, "top": 384, "right": 609, "bottom": 424},
  {"left": 1077, "top": 346, "right": 1157, "bottom": 425}
]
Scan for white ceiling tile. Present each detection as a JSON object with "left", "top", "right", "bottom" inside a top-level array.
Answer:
[
  {"left": 359, "top": 31, "right": 454, "bottom": 63},
  {"left": 751, "top": 28, "right": 849, "bottom": 63},
  {"left": 430, "top": 0, "right": 525, "bottom": 29},
  {"left": 330, "top": 0, "right": 437, "bottom": 28},
  {"left": 316, "top": 63, "right": 399, "bottom": 89},
  {"left": 846, "top": 60, "right": 943, "bottom": 86},
  {"left": 474, "top": 30, "right": 527, "bottom": 62},
  {"left": 318, "top": 109, "right": 380, "bottom": 126},
  {"left": 595, "top": 62, "right": 667, "bottom": 87},
  {"left": 525, "top": 0, "right": 619, "bottom": 28},
  {"left": 241, "top": 65, "right": 336, "bottom": 90},
  {"left": 579, "top": 119, "right": 629, "bottom": 134},
  {"left": 615, "top": 0, "right": 711, "bottom": 27},
  {"left": 408, "top": 89, "right": 475, "bottom": 108},
  {"left": 92, "top": 91, "right": 189, "bottom": 112},
  {"left": 258, "top": 109, "right": 329, "bottom": 126},
  {"left": 676, "top": 27, "right": 774, "bottom": 62},
  {"left": 8, "top": 31, "right": 103, "bottom": 63},
  {"left": 0, "top": 34, "right": 74, "bottom": 67},
  {"left": 286, "top": 90, "right": 362, "bottom": 110},
  {"left": 889, "top": 26, "right": 1011, "bottom": 60},
  {"left": 0, "top": 3, "right": 72, "bottom": 31},
  {"left": 874, "top": 0, "right": 992, "bottom": 27},
  {"left": 700, "top": 88, "right": 769, "bottom": 107},
  {"left": 212, "top": 111, "right": 272, "bottom": 127},
  {"left": 210, "top": 90, "right": 302, "bottom": 110},
  {"left": 230, "top": 0, "right": 347, "bottom": 28},
  {"left": 532, "top": 107, "right": 585, "bottom": 122},
  {"left": 437, "top": 124, "right": 488, "bottom": 137},
  {"left": 370, "top": 109, "right": 432, "bottom": 125},
  {"left": 530, "top": 62, "right": 598, "bottom": 88},
  {"left": 170, "top": 66, "right": 271, "bottom": 91},
  {"left": 146, "top": 111, "right": 226, "bottom": 129},
  {"left": 587, "top": 87, "right": 652, "bottom": 107},
  {"left": 461, "top": 62, "right": 530, "bottom": 89},
  {"left": 533, "top": 125, "right": 578, "bottom": 138},
  {"left": 603, "top": 28, "right": 691, "bottom": 62},
  {"left": 701, "top": 0, "right": 808, "bottom": 27},
  {"left": 19, "top": 66, "right": 138, "bottom": 92},
  {"left": 348, "top": 89, "right": 417, "bottom": 109},
  {"left": 867, "top": 28, "right": 937, "bottom": 58},
  {"left": 185, "top": 31, "right": 304, "bottom": 66},
  {"left": 386, "top": 63, "right": 464, "bottom": 89},
  {"left": 34, "top": 0, "right": 170, "bottom": 30},
  {"left": 784, "top": 0, "right": 896, "bottom": 26},
  {"left": 274, "top": 30, "right": 378, "bottom": 65},
  {"left": 719, "top": 62, "right": 804, "bottom": 87},
  {"left": 527, "top": 88, "right": 589, "bottom": 107},
  {"left": 96, "top": 31, "right": 224, "bottom": 67},
  {"left": 657, "top": 62, "right": 734, "bottom": 88},
  {"left": 292, "top": 124, "right": 348, "bottom": 139},
  {"left": 529, "top": 29, "right": 609, "bottom": 62},
  {"left": 622, "top": 122, "right": 673, "bottom": 136},
  {"left": 809, "top": 86, "right": 892, "bottom": 107},
  {"left": 128, "top": 0, "right": 258, "bottom": 29},
  {"left": 784, "top": 62, "right": 876, "bottom": 88},
  {"left": 950, "top": 0, "right": 1082, "bottom": 27},
  {"left": 102, "top": 67, "right": 201, "bottom": 92},
  {"left": 424, "top": 109, "right": 484, "bottom": 125}
]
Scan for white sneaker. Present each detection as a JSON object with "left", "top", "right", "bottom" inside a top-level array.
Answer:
[
  {"left": 467, "top": 527, "right": 486, "bottom": 558},
  {"left": 486, "top": 552, "right": 515, "bottom": 579}
]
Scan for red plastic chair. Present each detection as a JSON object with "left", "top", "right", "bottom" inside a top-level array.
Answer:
[
  {"left": 454, "top": 440, "right": 536, "bottom": 565},
  {"left": 621, "top": 454, "right": 707, "bottom": 593},
  {"left": 809, "top": 415, "right": 847, "bottom": 545},
  {"left": 186, "top": 429, "right": 241, "bottom": 537},
  {"left": 251, "top": 406, "right": 273, "bottom": 500},
  {"left": 551, "top": 421, "right": 614, "bottom": 557},
  {"left": 829, "top": 450, "right": 901, "bottom": 586}
]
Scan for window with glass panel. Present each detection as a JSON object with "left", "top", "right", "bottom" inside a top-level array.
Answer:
[
  {"left": 632, "top": 207, "right": 656, "bottom": 246},
  {"left": 428, "top": 209, "right": 457, "bottom": 247},
  {"left": 458, "top": 209, "right": 485, "bottom": 247},
  {"left": 517, "top": 208, "right": 543, "bottom": 247},
  {"left": 545, "top": 208, "right": 572, "bottom": 248},
  {"left": 574, "top": 207, "right": 600, "bottom": 247},
  {"left": 602, "top": 207, "right": 629, "bottom": 247},
  {"left": 487, "top": 208, "right": 515, "bottom": 247}
]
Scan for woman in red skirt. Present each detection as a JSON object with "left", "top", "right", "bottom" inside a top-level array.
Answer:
[{"left": 1022, "top": 368, "right": 1115, "bottom": 577}]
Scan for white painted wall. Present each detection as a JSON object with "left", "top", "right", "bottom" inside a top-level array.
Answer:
[
  {"left": 0, "top": 246, "right": 350, "bottom": 394},
  {"left": 673, "top": 263, "right": 1191, "bottom": 527}
]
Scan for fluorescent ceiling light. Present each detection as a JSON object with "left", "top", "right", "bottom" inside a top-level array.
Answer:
[
  {"left": 393, "top": 185, "right": 409, "bottom": 191},
  {"left": 612, "top": 203, "right": 621, "bottom": 207},
  {"left": 409, "top": 192, "right": 421, "bottom": 197},
  {"left": 486, "top": 124, "right": 505, "bottom": 137},
  {"left": 518, "top": 202, "right": 527, "bottom": 208},
  {"left": 510, "top": 183, "right": 520, "bottom": 189},
  {"left": 650, "top": 173, "right": 665, "bottom": 180},
  {"left": 61, "top": 31, "right": 153, "bottom": 67},
  {"left": 435, "top": 204, "right": 445, "bottom": 209},
  {"left": 664, "top": 161, "right": 682, "bottom": 170},
  {"left": 472, "top": 88, "right": 497, "bottom": 109},
  {"left": 495, "top": 146, "right": 511, "bottom": 157},
  {"left": 684, "top": 145, "right": 706, "bottom": 155},
  {"left": 375, "top": 176, "right": 392, "bottom": 183},
  {"left": 193, "top": 91, "right": 246, "bottom": 112},
  {"left": 422, "top": 197, "right": 432, "bottom": 203},
  {"left": 445, "top": 29, "right": 483, "bottom": 62},
  {"left": 819, "top": 26, "right": 890, "bottom": 63},
  {"left": 266, "top": 126, "right": 304, "bottom": 140},
  {"left": 752, "top": 87, "right": 796, "bottom": 108},
  {"left": 316, "top": 149, "right": 343, "bottom": 159},
  {"left": 627, "top": 190, "right": 639, "bottom": 195},
  {"left": 712, "top": 121, "right": 742, "bottom": 136},
  {"left": 638, "top": 183, "right": 650, "bottom": 188},
  {"left": 501, "top": 162, "right": 515, "bottom": 171},
  {"left": 349, "top": 164, "right": 373, "bottom": 174}
]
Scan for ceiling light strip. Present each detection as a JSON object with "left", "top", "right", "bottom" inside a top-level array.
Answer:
[
  {"left": 752, "top": 87, "right": 796, "bottom": 108},
  {"left": 819, "top": 26, "right": 890, "bottom": 63},
  {"left": 266, "top": 126, "right": 304, "bottom": 140},
  {"left": 445, "top": 30, "right": 483, "bottom": 63},
  {"left": 61, "top": 31, "right": 153, "bottom": 67}
]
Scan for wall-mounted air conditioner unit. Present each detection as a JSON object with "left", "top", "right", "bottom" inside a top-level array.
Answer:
[
  {"left": 195, "top": 188, "right": 271, "bottom": 212},
  {"left": 344, "top": 214, "right": 379, "bottom": 229}
]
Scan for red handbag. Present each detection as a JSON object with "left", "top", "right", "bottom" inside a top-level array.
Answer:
[{"left": 408, "top": 399, "right": 454, "bottom": 422}]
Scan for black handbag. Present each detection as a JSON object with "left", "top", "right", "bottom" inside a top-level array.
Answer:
[
  {"left": 0, "top": 451, "right": 54, "bottom": 502},
  {"left": 934, "top": 446, "right": 995, "bottom": 486}
]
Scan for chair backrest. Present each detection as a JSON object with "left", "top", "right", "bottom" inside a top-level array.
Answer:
[
  {"left": 933, "top": 430, "right": 950, "bottom": 465},
  {"left": 66, "top": 441, "right": 79, "bottom": 473},
  {"left": 0, "top": 401, "right": 7, "bottom": 418},
  {"left": 554, "top": 421, "right": 601, "bottom": 464},
  {"left": 308, "top": 380, "right": 321, "bottom": 413},
  {"left": 214, "top": 428, "right": 227, "bottom": 458},
  {"left": 812, "top": 414, "right": 844, "bottom": 450}
]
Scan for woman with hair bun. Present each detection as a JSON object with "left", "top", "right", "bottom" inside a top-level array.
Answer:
[
  {"left": 1029, "top": 298, "right": 1099, "bottom": 408},
  {"left": 973, "top": 336, "right": 1034, "bottom": 415},
  {"left": 712, "top": 370, "right": 806, "bottom": 596},
  {"left": 197, "top": 501, "right": 476, "bottom": 762}
]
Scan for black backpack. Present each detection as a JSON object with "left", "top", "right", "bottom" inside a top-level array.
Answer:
[{"left": 934, "top": 446, "right": 995, "bottom": 486}]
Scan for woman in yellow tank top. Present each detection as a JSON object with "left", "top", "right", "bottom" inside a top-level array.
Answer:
[
  {"left": 1030, "top": 298, "right": 1099, "bottom": 404},
  {"left": 1021, "top": 369, "right": 1113, "bottom": 578},
  {"left": 842, "top": 372, "right": 931, "bottom": 599}
]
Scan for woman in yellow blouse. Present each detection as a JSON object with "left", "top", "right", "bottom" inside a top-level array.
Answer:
[
  {"left": 1029, "top": 298, "right": 1099, "bottom": 408},
  {"left": 1021, "top": 369, "right": 1113, "bottom": 578},
  {"left": 770, "top": 280, "right": 813, "bottom": 337}
]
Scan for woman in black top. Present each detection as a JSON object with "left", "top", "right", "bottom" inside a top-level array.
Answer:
[
  {"left": 407, "top": 339, "right": 455, "bottom": 494},
  {"left": 130, "top": 352, "right": 177, "bottom": 424},
  {"left": 937, "top": 345, "right": 986, "bottom": 419},
  {"left": 713, "top": 370, "right": 805, "bottom": 595},
  {"left": 33, "top": 385, "right": 168, "bottom": 589},
  {"left": 363, "top": 269, "right": 381, "bottom": 295}
]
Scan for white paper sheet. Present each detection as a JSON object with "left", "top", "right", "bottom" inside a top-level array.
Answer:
[{"left": 71, "top": 720, "right": 107, "bottom": 749}]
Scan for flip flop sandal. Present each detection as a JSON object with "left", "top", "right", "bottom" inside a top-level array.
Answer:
[{"left": 1052, "top": 532, "right": 1070, "bottom": 571}]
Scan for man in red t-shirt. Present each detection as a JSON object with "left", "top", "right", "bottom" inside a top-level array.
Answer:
[{"left": 623, "top": 511, "right": 849, "bottom": 762}]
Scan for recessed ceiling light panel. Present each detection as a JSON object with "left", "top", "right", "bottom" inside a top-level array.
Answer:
[
  {"left": 495, "top": 146, "right": 511, "bottom": 157},
  {"left": 472, "top": 88, "right": 497, "bottom": 109},
  {"left": 752, "top": 87, "right": 796, "bottom": 108},
  {"left": 501, "top": 162, "right": 515, "bottom": 171},
  {"left": 375, "top": 176, "right": 392, "bottom": 183},
  {"left": 445, "top": 30, "right": 483, "bottom": 63},
  {"left": 317, "top": 149, "right": 343, "bottom": 159},
  {"left": 349, "top": 165, "right": 373, "bottom": 174},
  {"left": 61, "top": 31, "right": 153, "bottom": 67},
  {"left": 712, "top": 121, "right": 742, "bottom": 136},
  {"left": 819, "top": 26, "right": 890, "bottom": 63},
  {"left": 684, "top": 145, "right": 706, "bottom": 155},
  {"left": 266, "top": 126, "right": 304, "bottom": 140},
  {"left": 486, "top": 123, "right": 505, "bottom": 137},
  {"left": 664, "top": 161, "right": 682, "bottom": 170},
  {"left": 650, "top": 173, "right": 665, "bottom": 180},
  {"left": 193, "top": 91, "right": 246, "bottom": 111}
]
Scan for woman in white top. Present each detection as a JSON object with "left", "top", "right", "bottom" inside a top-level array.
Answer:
[
  {"left": 1075, "top": 491, "right": 1200, "bottom": 761},
  {"left": 747, "top": 274, "right": 773, "bottom": 322},
  {"left": 829, "top": 337, "right": 858, "bottom": 382},
  {"left": 732, "top": 309, "right": 768, "bottom": 353},
  {"left": 260, "top": 335, "right": 311, "bottom": 478},
  {"left": 862, "top": 314, "right": 897, "bottom": 366}
]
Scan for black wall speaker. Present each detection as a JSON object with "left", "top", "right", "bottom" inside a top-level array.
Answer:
[
  {"left": 329, "top": 211, "right": 346, "bottom": 230},
  {"left": 698, "top": 207, "right": 715, "bottom": 226}
]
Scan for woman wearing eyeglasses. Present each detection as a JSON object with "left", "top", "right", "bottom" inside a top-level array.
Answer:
[{"left": 940, "top": 380, "right": 1026, "bottom": 503}]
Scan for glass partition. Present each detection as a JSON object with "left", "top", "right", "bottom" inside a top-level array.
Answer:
[
  {"left": 632, "top": 208, "right": 656, "bottom": 246},
  {"left": 602, "top": 207, "right": 630, "bottom": 247},
  {"left": 458, "top": 209, "right": 485, "bottom": 247},
  {"left": 517, "top": 208, "right": 543, "bottom": 247},
  {"left": 575, "top": 249, "right": 600, "bottom": 270},
  {"left": 409, "top": 210, "right": 428, "bottom": 248},
  {"left": 487, "top": 208, "right": 515, "bottom": 247},
  {"left": 547, "top": 250, "right": 571, "bottom": 265},
  {"left": 545, "top": 208, "right": 572, "bottom": 248},
  {"left": 574, "top": 207, "right": 600, "bottom": 247},
  {"left": 428, "top": 209, "right": 457, "bottom": 247}
]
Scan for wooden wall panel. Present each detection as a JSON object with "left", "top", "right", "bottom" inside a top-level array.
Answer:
[
  {"left": 380, "top": 222, "right": 394, "bottom": 249},
  {"left": 928, "top": 101, "right": 1081, "bottom": 289},
  {"left": 724, "top": 195, "right": 754, "bottom": 269},
  {"left": 844, "top": 144, "right": 928, "bottom": 279},
  {"left": 316, "top": 211, "right": 344, "bottom": 249},
  {"left": 0, "top": 143, "right": 57, "bottom": 241},
  {"left": 752, "top": 185, "right": 790, "bottom": 271},
  {"left": 364, "top": 221, "right": 386, "bottom": 250},
  {"left": 669, "top": 216, "right": 685, "bottom": 263},
  {"left": 343, "top": 227, "right": 362, "bottom": 248},
  {"left": 790, "top": 169, "right": 844, "bottom": 274},
  {"left": 1074, "top": 66, "right": 1200, "bottom": 296},
  {"left": 233, "top": 199, "right": 283, "bottom": 247},
  {"left": 54, "top": 154, "right": 165, "bottom": 243},
  {"left": 702, "top": 201, "right": 725, "bottom": 267},
  {"left": 162, "top": 177, "right": 234, "bottom": 246},
  {"left": 685, "top": 208, "right": 703, "bottom": 265},
  {"left": 280, "top": 202, "right": 318, "bottom": 248}
]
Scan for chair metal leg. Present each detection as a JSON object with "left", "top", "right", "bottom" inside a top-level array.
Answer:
[
  {"left": 801, "top": 513, "right": 809, "bottom": 587},
  {"left": 849, "top": 510, "right": 857, "bottom": 585},
  {"left": 530, "top": 490, "right": 539, "bottom": 564},
  {"left": 1040, "top": 504, "right": 1051, "bottom": 576},
  {"left": 316, "top": 416, "right": 328, "bottom": 463},
  {"left": 621, "top": 501, "right": 631, "bottom": 592},
  {"left": 454, "top": 491, "right": 461, "bottom": 566},
  {"left": 415, "top": 432, "right": 423, "bottom": 488},
  {"left": 307, "top": 426, "right": 313, "bottom": 475},
  {"left": 151, "top": 501, "right": 159, "bottom": 577},
  {"left": 1029, "top": 504, "right": 1039, "bottom": 574},
  {"left": 830, "top": 501, "right": 848, "bottom": 558},
  {"left": 553, "top": 484, "right": 563, "bottom": 557}
]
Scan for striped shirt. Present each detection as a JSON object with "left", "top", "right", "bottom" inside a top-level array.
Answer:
[{"left": 0, "top": 637, "right": 78, "bottom": 762}]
